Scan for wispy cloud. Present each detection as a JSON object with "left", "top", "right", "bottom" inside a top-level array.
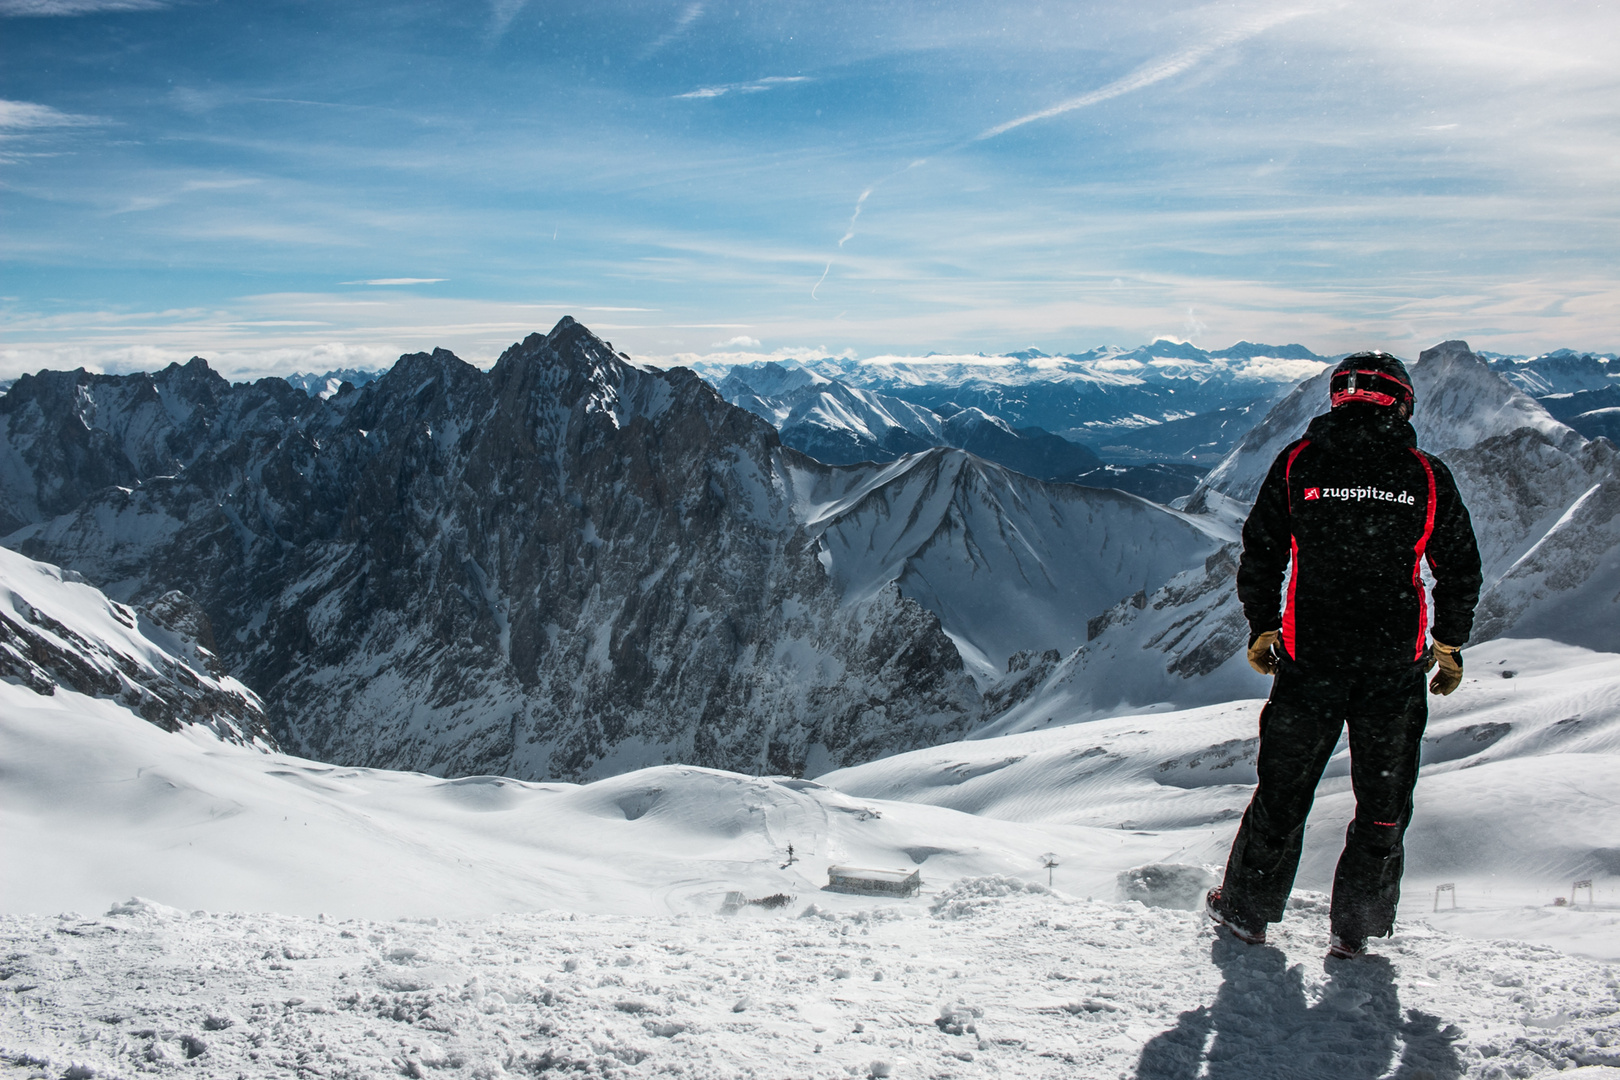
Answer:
[
  {"left": 977, "top": 6, "right": 1316, "bottom": 140},
  {"left": 642, "top": 2, "right": 703, "bottom": 60},
  {"left": 676, "top": 76, "right": 809, "bottom": 100},
  {"left": 486, "top": 0, "right": 527, "bottom": 40},
  {"left": 712, "top": 334, "right": 760, "bottom": 348},
  {"left": 0, "top": 0, "right": 164, "bottom": 14},
  {"left": 341, "top": 278, "right": 448, "bottom": 286},
  {"left": 0, "top": 99, "right": 100, "bottom": 129}
]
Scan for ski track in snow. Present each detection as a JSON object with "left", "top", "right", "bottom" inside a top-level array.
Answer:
[{"left": 3, "top": 888, "right": 1618, "bottom": 1080}]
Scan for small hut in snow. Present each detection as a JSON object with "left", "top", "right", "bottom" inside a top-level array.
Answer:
[{"left": 826, "top": 866, "right": 921, "bottom": 897}]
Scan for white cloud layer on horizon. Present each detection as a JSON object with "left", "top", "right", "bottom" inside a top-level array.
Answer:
[{"left": 3, "top": 276, "right": 1616, "bottom": 382}]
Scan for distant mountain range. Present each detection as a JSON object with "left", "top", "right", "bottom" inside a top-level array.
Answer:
[
  {"left": 2, "top": 331, "right": 1614, "bottom": 784},
  {"left": 697, "top": 341, "right": 1332, "bottom": 458},
  {"left": 713, "top": 361, "right": 1205, "bottom": 502},
  {"left": 283, "top": 367, "right": 388, "bottom": 399}
]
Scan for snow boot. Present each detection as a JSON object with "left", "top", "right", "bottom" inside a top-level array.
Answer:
[
  {"left": 1206, "top": 887, "right": 1266, "bottom": 945},
  {"left": 1327, "top": 933, "right": 1366, "bottom": 959}
]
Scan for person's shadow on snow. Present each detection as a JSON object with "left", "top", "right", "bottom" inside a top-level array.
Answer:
[{"left": 1134, "top": 935, "right": 1464, "bottom": 1080}]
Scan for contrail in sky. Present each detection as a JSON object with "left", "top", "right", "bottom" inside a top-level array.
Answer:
[
  {"left": 977, "top": 7, "right": 1315, "bottom": 141},
  {"left": 813, "top": 159, "right": 926, "bottom": 298},
  {"left": 811, "top": 262, "right": 832, "bottom": 300},
  {"left": 813, "top": 5, "right": 1316, "bottom": 299}
]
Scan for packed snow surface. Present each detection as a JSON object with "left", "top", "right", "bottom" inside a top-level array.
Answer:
[{"left": 5, "top": 890, "right": 1618, "bottom": 1080}]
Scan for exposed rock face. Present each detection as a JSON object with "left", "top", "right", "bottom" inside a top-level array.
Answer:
[
  {"left": 4, "top": 322, "right": 989, "bottom": 779},
  {"left": 0, "top": 545, "right": 269, "bottom": 745},
  {"left": 0, "top": 357, "right": 319, "bottom": 536}
]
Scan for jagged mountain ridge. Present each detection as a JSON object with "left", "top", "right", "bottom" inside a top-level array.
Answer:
[
  {"left": 981, "top": 341, "right": 1620, "bottom": 735},
  {"left": 715, "top": 362, "right": 1213, "bottom": 502},
  {"left": 1485, "top": 349, "right": 1619, "bottom": 397},
  {"left": 285, "top": 367, "right": 388, "bottom": 399},
  {"left": 719, "top": 361, "right": 1103, "bottom": 475},
  {"left": 787, "top": 342, "right": 1329, "bottom": 441},
  {"left": 0, "top": 358, "right": 322, "bottom": 537},
  {"left": 7, "top": 324, "right": 976, "bottom": 779},
  {"left": 2, "top": 319, "right": 1221, "bottom": 781},
  {"left": 0, "top": 544, "right": 270, "bottom": 745}
]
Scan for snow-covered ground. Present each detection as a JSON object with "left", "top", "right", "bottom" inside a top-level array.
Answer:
[
  {"left": 5, "top": 888, "right": 1618, "bottom": 1080},
  {"left": 4, "top": 636, "right": 1620, "bottom": 1077}
]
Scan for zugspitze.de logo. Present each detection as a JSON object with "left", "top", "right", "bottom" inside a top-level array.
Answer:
[{"left": 1306, "top": 485, "right": 1415, "bottom": 505}]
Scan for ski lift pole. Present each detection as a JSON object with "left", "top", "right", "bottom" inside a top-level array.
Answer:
[
  {"left": 1434, "top": 883, "right": 1456, "bottom": 912},
  {"left": 1040, "top": 853, "right": 1059, "bottom": 888},
  {"left": 1573, "top": 879, "right": 1593, "bottom": 908}
]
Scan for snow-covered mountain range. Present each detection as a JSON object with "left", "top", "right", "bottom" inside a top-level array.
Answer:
[
  {"left": 0, "top": 320, "right": 1223, "bottom": 781},
  {"left": 284, "top": 367, "right": 387, "bottom": 399},
  {"left": 715, "top": 362, "right": 1204, "bottom": 502},
  {"left": 697, "top": 342, "right": 1331, "bottom": 467},
  {"left": 3, "top": 328, "right": 1615, "bottom": 785},
  {"left": 4, "top": 329, "right": 1618, "bottom": 1079}
]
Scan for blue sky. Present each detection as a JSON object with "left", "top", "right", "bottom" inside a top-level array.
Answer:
[{"left": 2, "top": 0, "right": 1617, "bottom": 378}]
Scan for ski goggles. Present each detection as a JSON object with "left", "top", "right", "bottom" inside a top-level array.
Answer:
[{"left": 1330, "top": 368, "right": 1414, "bottom": 408}]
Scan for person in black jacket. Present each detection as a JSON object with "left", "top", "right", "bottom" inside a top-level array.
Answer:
[{"left": 1206, "top": 352, "right": 1482, "bottom": 959}]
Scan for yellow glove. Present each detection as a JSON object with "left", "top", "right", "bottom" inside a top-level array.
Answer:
[
  {"left": 1428, "top": 640, "right": 1463, "bottom": 695},
  {"left": 1247, "top": 629, "right": 1282, "bottom": 676}
]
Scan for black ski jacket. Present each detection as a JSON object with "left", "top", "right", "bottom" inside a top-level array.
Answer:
[{"left": 1236, "top": 405, "right": 1483, "bottom": 670}]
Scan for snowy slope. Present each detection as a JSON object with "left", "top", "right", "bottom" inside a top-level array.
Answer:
[
  {"left": 719, "top": 362, "right": 943, "bottom": 465},
  {"left": 5, "top": 636, "right": 1612, "bottom": 946},
  {"left": 824, "top": 637, "right": 1620, "bottom": 956},
  {"left": 0, "top": 679, "right": 1128, "bottom": 920},
  {"left": 4, "top": 886, "right": 1617, "bottom": 1080},
  {"left": 789, "top": 449, "right": 1225, "bottom": 677},
  {"left": 0, "top": 544, "right": 269, "bottom": 745},
  {"left": 2, "top": 642, "right": 1619, "bottom": 1079}
]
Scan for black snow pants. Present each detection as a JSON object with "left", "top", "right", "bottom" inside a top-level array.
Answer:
[{"left": 1219, "top": 661, "right": 1428, "bottom": 942}]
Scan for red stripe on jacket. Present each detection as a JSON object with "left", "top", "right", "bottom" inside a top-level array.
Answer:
[
  {"left": 1280, "top": 441, "right": 1311, "bottom": 660},
  {"left": 1410, "top": 449, "right": 1438, "bottom": 662}
]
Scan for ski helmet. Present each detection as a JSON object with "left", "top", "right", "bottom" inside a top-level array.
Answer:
[{"left": 1329, "top": 352, "right": 1414, "bottom": 411}]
